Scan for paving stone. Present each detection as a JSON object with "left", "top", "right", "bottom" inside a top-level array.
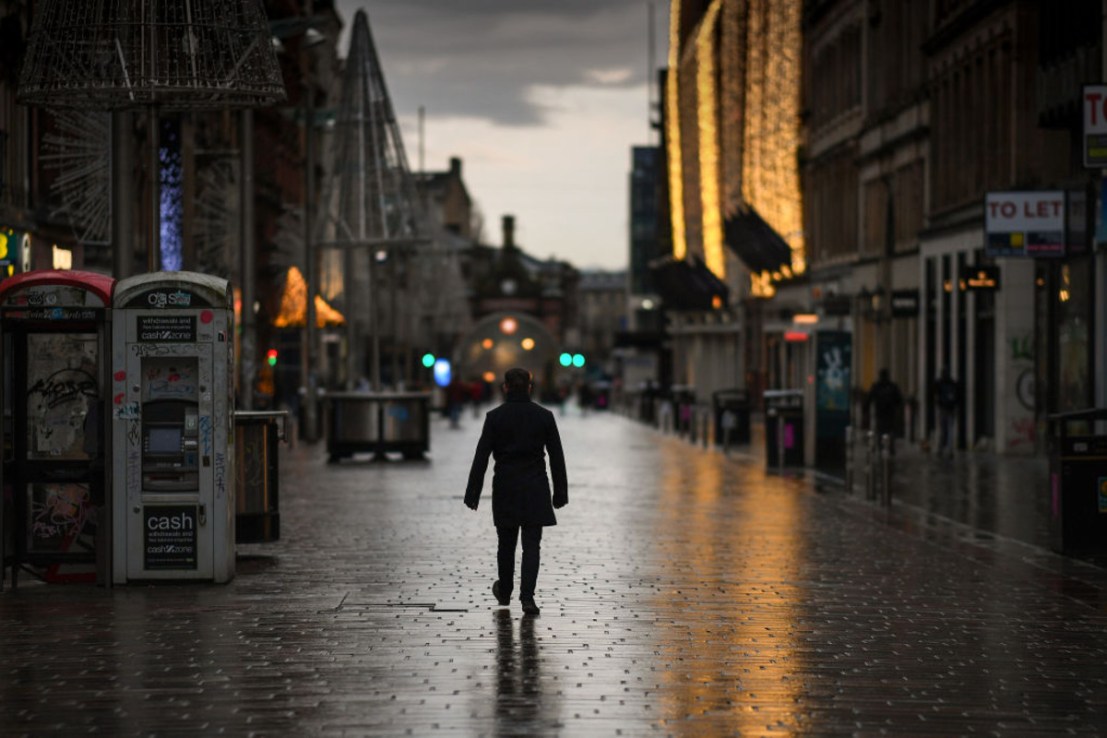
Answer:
[{"left": 3, "top": 408, "right": 1107, "bottom": 735}]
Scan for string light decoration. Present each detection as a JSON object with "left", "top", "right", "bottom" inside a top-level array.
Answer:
[
  {"left": 18, "top": 0, "right": 285, "bottom": 110},
  {"left": 695, "top": 2, "right": 725, "bottom": 279},
  {"left": 666, "top": 0, "right": 687, "bottom": 260},
  {"left": 669, "top": 0, "right": 805, "bottom": 298}
]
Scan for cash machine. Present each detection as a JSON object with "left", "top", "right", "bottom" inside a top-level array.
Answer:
[{"left": 112, "top": 272, "right": 235, "bottom": 583}]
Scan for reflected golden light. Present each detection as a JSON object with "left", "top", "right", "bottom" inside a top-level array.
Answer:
[
  {"left": 521, "top": 337, "right": 535, "bottom": 351},
  {"left": 653, "top": 442, "right": 805, "bottom": 733},
  {"left": 482, "top": 338, "right": 494, "bottom": 350},
  {"left": 667, "top": 0, "right": 687, "bottom": 260}
]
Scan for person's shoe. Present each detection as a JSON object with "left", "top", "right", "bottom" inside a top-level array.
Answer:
[
  {"left": 492, "top": 580, "right": 510, "bottom": 606},
  {"left": 521, "top": 598, "right": 540, "bottom": 616}
]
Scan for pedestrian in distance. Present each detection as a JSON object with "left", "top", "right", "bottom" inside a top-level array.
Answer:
[
  {"left": 934, "top": 368, "right": 960, "bottom": 458},
  {"left": 867, "top": 368, "right": 903, "bottom": 454},
  {"left": 465, "top": 368, "right": 568, "bottom": 616},
  {"left": 446, "top": 376, "right": 467, "bottom": 429}
]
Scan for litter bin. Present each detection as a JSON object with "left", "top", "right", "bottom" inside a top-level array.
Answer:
[
  {"left": 235, "top": 411, "right": 286, "bottom": 544},
  {"left": 325, "top": 391, "right": 431, "bottom": 461},
  {"left": 713, "top": 389, "right": 750, "bottom": 447},
  {"left": 1048, "top": 408, "right": 1107, "bottom": 555},
  {"left": 764, "top": 389, "right": 804, "bottom": 470}
]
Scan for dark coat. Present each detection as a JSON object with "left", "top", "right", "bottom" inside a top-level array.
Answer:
[{"left": 464, "top": 391, "right": 568, "bottom": 527}]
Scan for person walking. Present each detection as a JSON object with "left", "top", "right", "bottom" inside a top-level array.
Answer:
[
  {"left": 934, "top": 368, "right": 960, "bottom": 458},
  {"left": 867, "top": 368, "right": 903, "bottom": 454},
  {"left": 465, "top": 368, "right": 568, "bottom": 615}
]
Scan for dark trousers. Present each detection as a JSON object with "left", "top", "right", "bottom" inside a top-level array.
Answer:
[{"left": 496, "top": 525, "right": 543, "bottom": 600}]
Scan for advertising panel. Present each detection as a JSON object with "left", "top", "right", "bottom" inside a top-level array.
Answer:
[
  {"left": 1083, "top": 85, "right": 1107, "bottom": 167},
  {"left": 985, "top": 191, "right": 1065, "bottom": 258}
]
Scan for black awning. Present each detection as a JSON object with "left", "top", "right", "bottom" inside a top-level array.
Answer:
[
  {"left": 724, "top": 204, "right": 793, "bottom": 274},
  {"left": 648, "top": 256, "right": 728, "bottom": 311}
]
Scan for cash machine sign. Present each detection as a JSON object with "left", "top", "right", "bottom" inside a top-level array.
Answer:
[
  {"left": 125, "top": 288, "right": 215, "bottom": 309},
  {"left": 137, "top": 315, "right": 196, "bottom": 342}
]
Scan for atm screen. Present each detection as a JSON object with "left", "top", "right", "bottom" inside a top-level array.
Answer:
[{"left": 147, "top": 427, "right": 182, "bottom": 454}]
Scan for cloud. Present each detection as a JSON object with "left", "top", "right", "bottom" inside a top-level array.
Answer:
[{"left": 335, "top": 0, "right": 665, "bottom": 125}]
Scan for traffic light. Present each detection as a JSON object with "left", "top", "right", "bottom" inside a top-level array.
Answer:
[
  {"left": 559, "top": 352, "right": 572, "bottom": 367},
  {"left": 421, "top": 352, "right": 436, "bottom": 368},
  {"left": 266, "top": 348, "right": 278, "bottom": 367},
  {"left": 572, "top": 353, "right": 585, "bottom": 368}
]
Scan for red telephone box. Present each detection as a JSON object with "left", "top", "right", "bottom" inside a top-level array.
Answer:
[{"left": 0, "top": 270, "right": 114, "bottom": 589}]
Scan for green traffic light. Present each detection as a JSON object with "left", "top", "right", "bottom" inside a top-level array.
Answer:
[
  {"left": 559, "top": 352, "right": 572, "bottom": 367},
  {"left": 422, "top": 353, "right": 436, "bottom": 368},
  {"left": 572, "top": 353, "right": 585, "bottom": 368}
]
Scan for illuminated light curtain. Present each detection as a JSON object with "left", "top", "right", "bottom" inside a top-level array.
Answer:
[
  {"left": 695, "top": 1, "right": 725, "bottom": 279},
  {"left": 742, "top": 0, "right": 804, "bottom": 284},
  {"left": 667, "top": 0, "right": 687, "bottom": 260}
]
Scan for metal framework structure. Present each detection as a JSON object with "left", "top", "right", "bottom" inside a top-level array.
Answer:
[
  {"left": 314, "top": 9, "right": 428, "bottom": 390},
  {"left": 41, "top": 110, "right": 111, "bottom": 246},
  {"left": 19, "top": 0, "right": 285, "bottom": 110}
]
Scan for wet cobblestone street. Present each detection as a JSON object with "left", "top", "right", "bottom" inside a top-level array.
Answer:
[{"left": 3, "top": 406, "right": 1107, "bottom": 736}]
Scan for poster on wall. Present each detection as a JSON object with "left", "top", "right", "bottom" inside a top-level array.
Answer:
[
  {"left": 815, "top": 331, "right": 851, "bottom": 413},
  {"left": 814, "top": 331, "right": 852, "bottom": 470},
  {"left": 143, "top": 505, "right": 198, "bottom": 570},
  {"left": 26, "top": 333, "right": 100, "bottom": 460}
]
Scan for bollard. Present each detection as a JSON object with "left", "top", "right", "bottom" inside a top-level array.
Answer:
[
  {"left": 880, "top": 433, "right": 893, "bottom": 506},
  {"left": 844, "top": 426, "right": 854, "bottom": 493},
  {"left": 865, "top": 430, "right": 877, "bottom": 500}
]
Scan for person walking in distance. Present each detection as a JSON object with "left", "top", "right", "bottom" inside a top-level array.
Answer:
[
  {"left": 934, "top": 368, "right": 960, "bottom": 458},
  {"left": 465, "top": 368, "right": 568, "bottom": 615},
  {"left": 867, "top": 368, "right": 903, "bottom": 454}
]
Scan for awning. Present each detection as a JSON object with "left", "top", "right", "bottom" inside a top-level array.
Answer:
[
  {"left": 724, "top": 204, "right": 793, "bottom": 274},
  {"left": 648, "top": 256, "right": 729, "bottom": 311}
]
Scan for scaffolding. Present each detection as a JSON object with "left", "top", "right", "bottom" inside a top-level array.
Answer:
[{"left": 19, "top": 0, "right": 285, "bottom": 110}]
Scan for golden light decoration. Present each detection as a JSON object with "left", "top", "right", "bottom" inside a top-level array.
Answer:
[
  {"left": 499, "top": 316, "right": 518, "bottom": 335},
  {"left": 695, "top": 1, "right": 725, "bottom": 279},
  {"left": 521, "top": 337, "right": 536, "bottom": 351},
  {"left": 481, "top": 338, "right": 494, "bottom": 350},
  {"left": 273, "top": 266, "right": 346, "bottom": 328},
  {"left": 669, "top": 0, "right": 805, "bottom": 293},
  {"left": 482, "top": 371, "right": 496, "bottom": 383},
  {"left": 667, "top": 0, "right": 687, "bottom": 260}
]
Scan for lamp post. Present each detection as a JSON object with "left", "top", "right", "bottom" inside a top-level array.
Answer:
[{"left": 302, "top": 19, "right": 323, "bottom": 442}]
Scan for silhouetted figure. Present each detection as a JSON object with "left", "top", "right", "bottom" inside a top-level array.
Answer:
[
  {"left": 867, "top": 368, "right": 903, "bottom": 453},
  {"left": 446, "top": 376, "right": 467, "bottom": 428},
  {"left": 934, "top": 368, "right": 960, "bottom": 458},
  {"left": 465, "top": 368, "right": 568, "bottom": 616}
]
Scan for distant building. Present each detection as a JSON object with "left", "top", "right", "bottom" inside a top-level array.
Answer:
[
  {"left": 418, "top": 156, "right": 475, "bottom": 239},
  {"left": 468, "top": 215, "right": 577, "bottom": 344},
  {"left": 629, "top": 146, "right": 662, "bottom": 300},
  {"left": 577, "top": 269, "right": 628, "bottom": 373}
]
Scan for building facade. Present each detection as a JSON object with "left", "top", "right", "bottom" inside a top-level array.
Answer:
[{"left": 802, "top": 0, "right": 1100, "bottom": 455}]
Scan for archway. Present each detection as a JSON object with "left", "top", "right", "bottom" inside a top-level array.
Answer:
[{"left": 455, "top": 312, "right": 561, "bottom": 394}]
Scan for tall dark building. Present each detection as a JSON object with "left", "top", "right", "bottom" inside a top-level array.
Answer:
[{"left": 628, "top": 145, "right": 661, "bottom": 297}]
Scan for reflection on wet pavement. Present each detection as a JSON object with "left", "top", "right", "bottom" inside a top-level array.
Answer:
[{"left": 2, "top": 408, "right": 1107, "bottom": 735}]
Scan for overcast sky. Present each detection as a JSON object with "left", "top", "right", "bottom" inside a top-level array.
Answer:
[{"left": 332, "top": 0, "right": 668, "bottom": 270}]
